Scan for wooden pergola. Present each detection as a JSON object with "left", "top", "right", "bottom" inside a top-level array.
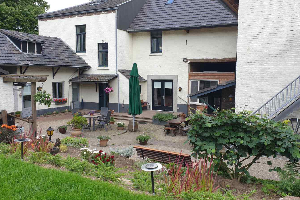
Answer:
[{"left": 1, "top": 75, "right": 48, "bottom": 136}]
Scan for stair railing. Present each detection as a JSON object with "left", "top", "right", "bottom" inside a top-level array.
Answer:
[{"left": 252, "top": 75, "right": 300, "bottom": 118}]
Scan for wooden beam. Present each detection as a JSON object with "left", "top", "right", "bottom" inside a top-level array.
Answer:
[
  {"left": 188, "top": 58, "right": 237, "bottom": 63},
  {"left": 52, "top": 67, "right": 60, "bottom": 79},
  {"left": 1, "top": 75, "right": 48, "bottom": 83},
  {"left": 1, "top": 110, "right": 7, "bottom": 124},
  {"left": 31, "top": 83, "right": 37, "bottom": 137}
]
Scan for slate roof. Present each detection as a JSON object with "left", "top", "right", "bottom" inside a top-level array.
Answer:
[
  {"left": 69, "top": 74, "right": 117, "bottom": 82},
  {"left": 189, "top": 80, "right": 235, "bottom": 98},
  {"left": 119, "top": 69, "right": 146, "bottom": 82},
  {"left": 128, "top": 0, "right": 238, "bottom": 32},
  {"left": 0, "top": 29, "right": 90, "bottom": 68},
  {"left": 38, "top": 0, "right": 130, "bottom": 19},
  {"left": 0, "top": 67, "right": 9, "bottom": 75}
]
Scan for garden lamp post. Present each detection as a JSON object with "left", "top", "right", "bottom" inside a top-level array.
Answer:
[
  {"left": 14, "top": 138, "right": 31, "bottom": 160},
  {"left": 47, "top": 127, "right": 54, "bottom": 141},
  {"left": 141, "top": 163, "right": 162, "bottom": 195}
]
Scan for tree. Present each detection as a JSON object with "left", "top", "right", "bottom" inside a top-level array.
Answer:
[
  {"left": 0, "top": 0, "right": 49, "bottom": 34},
  {"left": 187, "top": 109, "right": 300, "bottom": 181}
]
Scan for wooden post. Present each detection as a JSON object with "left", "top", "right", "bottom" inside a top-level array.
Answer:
[
  {"left": 31, "top": 82, "right": 37, "bottom": 137},
  {"left": 1, "top": 110, "right": 8, "bottom": 125}
]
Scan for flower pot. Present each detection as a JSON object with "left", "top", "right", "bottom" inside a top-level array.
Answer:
[
  {"left": 100, "top": 139, "right": 109, "bottom": 147},
  {"left": 139, "top": 141, "right": 148, "bottom": 145},
  {"left": 15, "top": 114, "right": 20, "bottom": 118},
  {"left": 58, "top": 128, "right": 66, "bottom": 134},
  {"left": 71, "top": 128, "right": 82, "bottom": 136},
  {"left": 109, "top": 121, "right": 115, "bottom": 124},
  {"left": 117, "top": 126, "right": 125, "bottom": 130}
]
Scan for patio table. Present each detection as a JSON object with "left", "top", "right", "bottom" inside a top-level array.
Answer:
[
  {"left": 83, "top": 114, "right": 101, "bottom": 131},
  {"left": 167, "top": 119, "right": 182, "bottom": 136}
]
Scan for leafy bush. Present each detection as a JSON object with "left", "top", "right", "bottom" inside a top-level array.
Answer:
[
  {"left": 136, "top": 134, "right": 151, "bottom": 143},
  {"left": 64, "top": 156, "right": 96, "bottom": 175},
  {"left": 276, "top": 163, "right": 300, "bottom": 196},
  {"left": 97, "top": 135, "right": 111, "bottom": 140},
  {"left": 28, "top": 152, "right": 52, "bottom": 164},
  {"left": 92, "top": 150, "right": 114, "bottom": 166},
  {"left": 61, "top": 136, "right": 88, "bottom": 148},
  {"left": 117, "top": 122, "right": 125, "bottom": 127},
  {"left": 96, "top": 163, "right": 122, "bottom": 182},
  {"left": 0, "top": 143, "right": 11, "bottom": 154},
  {"left": 188, "top": 109, "right": 300, "bottom": 180},
  {"left": 67, "top": 114, "right": 88, "bottom": 129},
  {"left": 59, "top": 144, "right": 68, "bottom": 153},
  {"left": 153, "top": 113, "right": 177, "bottom": 122},
  {"left": 110, "top": 146, "right": 134, "bottom": 158},
  {"left": 34, "top": 90, "right": 52, "bottom": 107},
  {"left": 47, "top": 154, "right": 64, "bottom": 167},
  {"left": 0, "top": 125, "right": 17, "bottom": 143}
]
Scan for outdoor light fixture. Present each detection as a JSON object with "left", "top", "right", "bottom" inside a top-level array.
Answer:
[
  {"left": 179, "top": 87, "right": 182, "bottom": 92},
  {"left": 183, "top": 58, "right": 188, "bottom": 63},
  {"left": 141, "top": 163, "right": 162, "bottom": 195},
  {"left": 37, "top": 86, "right": 42, "bottom": 91},
  {"left": 229, "top": 94, "right": 234, "bottom": 102},
  {"left": 47, "top": 127, "right": 54, "bottom": 141}
]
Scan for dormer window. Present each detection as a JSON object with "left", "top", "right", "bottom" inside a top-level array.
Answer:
[{"left": 8, "top": 36, "right": 42, "bottom": 54}]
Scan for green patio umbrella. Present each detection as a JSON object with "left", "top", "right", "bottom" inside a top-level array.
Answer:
[{"left": 129, "top": 63, "right": 142, "bottom": 131}]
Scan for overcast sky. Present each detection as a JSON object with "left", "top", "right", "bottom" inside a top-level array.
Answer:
[{"left": 46, "top": 0, "right": 89, "bottom": 12}]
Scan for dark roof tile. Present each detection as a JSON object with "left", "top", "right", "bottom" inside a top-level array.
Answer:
[
  {"left": 70, "top": 74, "right": 117, "bottom": 82},
  {"left": 119, "top": 69, "right": 146, "bottom": 82}
]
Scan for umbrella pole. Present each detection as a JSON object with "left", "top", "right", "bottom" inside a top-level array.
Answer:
[{"left": 133, "top": 115, "right": 135, "bottom": 132}]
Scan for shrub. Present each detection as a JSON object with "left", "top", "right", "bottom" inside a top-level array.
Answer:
[
  {"left": 97, "top": 135, "right": 111, "bottom": 140},
  {"left": 47, "top": 154, "right": 64, "bottom": 167},
  {"left": 153, "top": 113, "right": 177, "bottom": 122},
  {"left": 110, "top": 117, "right": 115, "bottom": 122},
  {"left": 0, "top": 143, "right": 11, "bottom": 154},
  {"left": 92, "top": 150, "right": 114, "bottom": 166},
  {"left": 61, "top": 136, "right": 88, "bottom": 148},
  {"left": 116, "top": 122, "right": 125, "bottom": 127},
  {"left": 64, "top": 156, "right": 96, "bottom": 175},
  {"left": 59, "top": 144, "right": 68, "bottom": 153},
  {"left": 110, "top": 146, "right": 134, "bottom": 158},
  {"left": 28, "top": 152, "right": 52, "bottom": 164},
  {"left": 136, "top": 134, "right": 151, "bottom": 143},
  {"left": 276, "top": 163, "right": 300, "bottom": 196},
  {"left": 188, "top": 109, "right": 300, "bottom": 181},
  {"left": 67, "top": 114, "right": 88, "bottom": 129},
  {"left": 80, "top": 148, "right": 93, "bottom": 161},
  {"left": 0, "top": 125, "right": 17, "bottom": 144}
]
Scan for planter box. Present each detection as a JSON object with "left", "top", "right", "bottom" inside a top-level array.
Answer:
[
  {"left": 152, "top": 119, "right": 168, "bottom": 126},
  {"left": 55, "top": 101, "right": 67, "bottom": 105}
]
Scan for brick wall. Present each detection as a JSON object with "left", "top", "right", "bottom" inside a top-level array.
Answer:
[{"left": 236, "top": 0, "right": 300, "bottom": 111}]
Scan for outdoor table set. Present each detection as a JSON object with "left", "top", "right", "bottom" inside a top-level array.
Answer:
[
  {"left": 164, "top": 118, "right": 189, "bottom": 136},
  {"left": 83, "top": 113, "right": 102, "bottom": 131}
]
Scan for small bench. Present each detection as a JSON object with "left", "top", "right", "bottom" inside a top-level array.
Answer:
[
  {"left": 134, "top": 146, "right": 192, "bottom": 167},
  {"left": 164, "top": 127, "right": 176, "bottom": 136}
]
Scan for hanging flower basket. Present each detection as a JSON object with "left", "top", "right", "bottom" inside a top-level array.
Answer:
[
  {"left": 53, "top": 98, "right": 68, "bottom": 105},
  {"left": 104, "top": 87, "right": 113, "bottom": 94}
]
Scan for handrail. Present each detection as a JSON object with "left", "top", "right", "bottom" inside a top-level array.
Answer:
[{"left": 253, "top": 75, "right": 300, "bottom": 118}]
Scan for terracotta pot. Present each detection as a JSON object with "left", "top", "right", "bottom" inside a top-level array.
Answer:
[
  {"left": 58, "top": 128, "right": 66, "bottom": 134},
  {"left": 139, "top": 141, "right": 148, "bottom": 145},
  {"left": 117, "top": 126, "right": 125, "bottom": 130},
  {"left": 100, "top": 139, "right": 108, "bottom": 147},
  {"left": 109, "top": 121, "right": 115, "bottom": 124},
  {"left": 15, "top": 114, "right": 20, "bottom": 118},
  {"left": 71, "top": 128, "right": 82, "bottom": 136}
]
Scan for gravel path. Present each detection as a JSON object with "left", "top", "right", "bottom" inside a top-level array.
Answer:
[{"left": 16, "top": 113, "right": 292, "bottom": 181}]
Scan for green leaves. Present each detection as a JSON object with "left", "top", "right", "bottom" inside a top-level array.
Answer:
[
  {"left": 187, "top": 109, "right": 300, "bottom": 181},
  {"left": 34, "top": 90, "right": 52, "bottom": 107}
]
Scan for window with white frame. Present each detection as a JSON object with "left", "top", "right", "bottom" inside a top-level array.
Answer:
[
  {"left": 190, "top": 80, "right": 218, "bottom": 103},
  {"left": 52, "top": 82, "right": 63, "bottom": 98},
  {"left": 76, "top": 25, "right": 86, "bottom": 53},
  {"left": 98, "top": 43, "right": 108, "bottom": 67},
  {"left": 151, "top": 31, "right": 162, "bottom": 53}
]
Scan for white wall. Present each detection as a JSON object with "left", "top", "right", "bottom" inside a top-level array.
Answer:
[
  {"left": 236, "top": 0, "right": 300, "bottom": 112},
  {"left": 18, "top": 66, "right": 78, "bottom": 110},
  {"left": 131, "top": 27, "right": 238, "bottom": 111},
  {"left": 0, "top": 77, "right": 14, "bottom": 113},
  {"left": 39, "top": 12, "right": 117, "bottom": 74}
]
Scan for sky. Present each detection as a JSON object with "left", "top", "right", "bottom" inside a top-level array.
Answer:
[{"left": 46, "top": 0, "right": 89, "bottom": 12}]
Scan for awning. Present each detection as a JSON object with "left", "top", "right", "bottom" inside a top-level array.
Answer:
[
  {"left": 189, "top": 81, "right": 235, "bottom": 98},
  {"left": 69, "top": 74, "right": 117, "bottom": 83}
]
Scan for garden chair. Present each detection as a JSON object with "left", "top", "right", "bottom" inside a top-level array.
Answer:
[
  {"left": 100, "top": 107, "right": 109, "bottom": 117},
  {"left": 96, "top": 110, "right": 112, "bottom": 131}
]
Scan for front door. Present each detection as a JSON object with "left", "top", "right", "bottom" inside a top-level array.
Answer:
[
  {"left": 99, "top": 83, "right": 108, "bottom": 109},
  {"left": 152, "top": 80, "right": 173, "bottom": 111}
]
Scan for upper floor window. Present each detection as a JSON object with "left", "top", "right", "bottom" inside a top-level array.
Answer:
[
  {"left": 151, "top": 31, "right": 162, "bottom": 53},
  {"left": 76, "top": 25, "right": 86, "bottom": 53},
  {"left": 8, "top": 36, "right": 42, "bottom": 54},
  {"left": 98, "top": 43, "right": 108, "bottom": 67}
]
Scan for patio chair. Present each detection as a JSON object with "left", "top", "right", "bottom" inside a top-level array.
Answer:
[
  {"left": 100, "top": 107, "right": 109, "bottom": 117},
  {"left": 96, "top": 110, "right": 112, "bottom": 131}
]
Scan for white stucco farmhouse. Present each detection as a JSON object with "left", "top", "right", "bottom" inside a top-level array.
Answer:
[{"left": 37, "top": 0, "right": 238, "bottom": 114}]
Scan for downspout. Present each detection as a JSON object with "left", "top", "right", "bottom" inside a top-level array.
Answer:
[{"left": 116, "top": 9, "right": 120, "bottom": 113}]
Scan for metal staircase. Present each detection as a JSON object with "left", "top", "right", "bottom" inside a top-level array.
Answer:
[{"left": 253, "top": 75, "right": 300, "bottom": 119}]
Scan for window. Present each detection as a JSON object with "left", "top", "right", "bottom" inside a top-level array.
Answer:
[
  {"left": 76, "top": 25, "right": 86, "bottom": 53},
  {"left": 190, "top": 80, "right": 218, "bottom": 103},
  {"left": 52, "top": 82, "right": 63, "bottom": 98},
  {"left": 8, "top": 36, "right": 42, "bottom": 54},
  {"left": 98, "top": 43, "right": 108, "bottom": 67},
  {"left": 151, "top": 31, "right": 162, "bottom": 53},
  {"left": 28, "top": 42, "right": 35, "bottom": 53}
]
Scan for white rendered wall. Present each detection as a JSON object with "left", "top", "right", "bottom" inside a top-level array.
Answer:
[
  {"left": 0, "top": 77, "right": 14, "bottom": 113},
  {"left": 17, "top": 66, "right": 77, "bottom": 110},
  {"left": 80, "top": 83, "right": 99, "bottom": 103},
  {"left": 39, "top": 12, "right": 117, "bottom": 74},
  {"left": 131, "top": 27, "right": 238, "bottom": 111},
  {"left": 236, "top": 0, "right": 300, "bottom": 111}
]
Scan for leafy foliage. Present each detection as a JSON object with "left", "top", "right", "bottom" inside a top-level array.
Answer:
[
  {"left": 276, "top": 163, "right": 300, "bottom": 196},
  {"left": 110, "top": 146, "right": 134, "bottom": 158},
  {"left": 67, "top": 114, "right": 88, "bottom": 129},
  {"left": 0, "top": 0, "right": 49, "bottom": 34},
  {"left": 136, "top": 134, "right": 151, "bottom": 143},
  {"left": 187, "top": 109, "right": 300, "bottom": 180},
  {"left": 34, "top": 90, "right": 52, "bottom": 107},
  {"left": 97, "top": 135, "right": 111, "bottom": 140},
  {"left": 92, "top": 150, "right": 115, "bottom": 166},
  {"left": 153, "top": 113, "right": 177, "bottom": 122},
  {"left": 61, "top": 136, "right": 89, "bottom": 148},
  {"left": 0, "top": 126, "right": 16, "bottom": 143}
]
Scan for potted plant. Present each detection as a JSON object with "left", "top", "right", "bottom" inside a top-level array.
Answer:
[
  {"left": 15, "top": 111, "right": 21, "bottom": 118},
  {"left": 110, "top": 117, "right": 115, "bottom": 124},
  {"left": 152, "top": 113, "right": 177, "bottom": 126},
  {"left": 97, "top": 135, "right": 111, "bottom": 147},
  {"left": 58, "top": 125, "right": 67, "bottom": 134},
  {"left": 67, "top": 114, "right": 88, "bottom": 136},
  {"left": 117, "top": 122, "right": 125, "bottom": 130},
  {"left": 136, "top": 134, "right": 151, "bottom": 145}
]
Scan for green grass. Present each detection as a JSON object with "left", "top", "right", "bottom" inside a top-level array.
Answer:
[{"left": 0, "top": 155, "right": 161, "bottom": 200}]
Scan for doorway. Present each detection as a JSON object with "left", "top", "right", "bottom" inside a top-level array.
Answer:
[
  {"left": 99, "top": 83, "right": 109, "bottom": 109},
  {"left": 152, "top": 80, "right": 173, "bottom": 111}
]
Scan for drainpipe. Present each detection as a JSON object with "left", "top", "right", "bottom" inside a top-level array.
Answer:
[{"left": 116, "top": 9, "right": 120, "bottom": 113}]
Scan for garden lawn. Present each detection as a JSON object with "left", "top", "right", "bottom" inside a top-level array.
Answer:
[{"left": 0, "top": 155, "right": 161, "bottom": 200}]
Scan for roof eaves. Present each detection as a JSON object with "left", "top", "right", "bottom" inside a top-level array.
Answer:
[{"left": 189, "top": 81, "right": 236, "bottom": 98}]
